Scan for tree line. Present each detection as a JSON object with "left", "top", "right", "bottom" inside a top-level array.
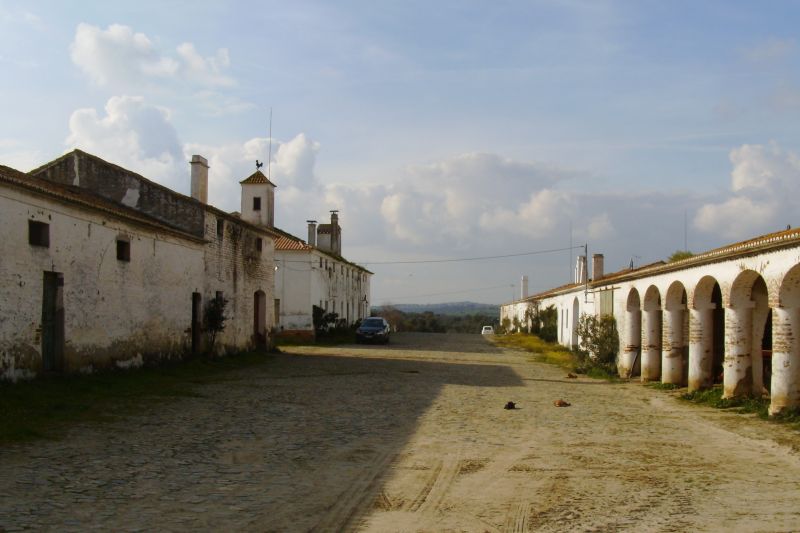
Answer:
[{"left": 372, "top": 306, "right": 497, "bottom": 334}]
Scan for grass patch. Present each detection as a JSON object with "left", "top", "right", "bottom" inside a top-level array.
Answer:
[
  {"left": 680, "top": 385, "right": 769, "bottom": 418},
  {"left": 491, "top": 333, "right": 576, "bottom": 371},
  {"left": 0, "top": 351, "right": 274, "bottom": 446},
  {"left": 646, "top": 382, "right": 682, "bottom": 391}
]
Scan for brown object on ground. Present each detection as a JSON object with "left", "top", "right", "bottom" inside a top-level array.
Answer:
[
  {"left": 504, "top": 401, "right": 517, "bottom": 410},
  {"left": 553, "top": 399, "right": 571, "bottom": 407},
  {"left": 567, "top": 373, "right": 578, "bottom": 379}
]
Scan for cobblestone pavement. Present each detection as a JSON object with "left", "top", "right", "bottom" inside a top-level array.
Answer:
[{"left": 2, "top": 333, "right": 800, "bottom": 532}]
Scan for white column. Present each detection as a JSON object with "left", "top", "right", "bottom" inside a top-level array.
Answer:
[
  {"left": 688, "top": 306, "right": 714, "bottom": 392},
  {"left": 641, "top": 309, "right": 662, "bottom": 382},
  {"left": 770, "top": 307, "right": 800, "bottom": 414},
  {"left": 723, "top": 303, "right": 754, "bottom": 398},
  {"left": 662, "top": 307, "right": 684, "bottom": 385},
  {"left": 620, "top": 308, "right": 641, "bottom": 377}
]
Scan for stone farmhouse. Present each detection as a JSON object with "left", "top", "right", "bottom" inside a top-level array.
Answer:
[
  {"left": 273, "top": 213, "right": 372, "bottom": 339},
  {"left": 0, "top": 149, "right": 370, "bottom": 381},
  {"left": 501, "top": 229, "right": 800, "bottom": 415}
]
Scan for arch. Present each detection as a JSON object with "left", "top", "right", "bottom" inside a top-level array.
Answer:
[
  {"left": 621, "top": 288, "right": 642, "bottom": 377},
  {"left": 662, "top": 281, "right": 688, "bottom": 385},
  {"left": 254, "top": 290, "right": 267, "bottom": 349},
  {"left": 771, "top": 263, "right": 800, "bottom": 414},
  {"left": 641, "top": 285, "right": 662, "bottom": 381},
  {"left": 724, "top": 270, "right": 770, "bottom": 397},
  {"left": 688, "top": 276, "right": 724, "bottom": 391},
  {"left": 571, "top": 297, "right": 580, "bottom": 348}
]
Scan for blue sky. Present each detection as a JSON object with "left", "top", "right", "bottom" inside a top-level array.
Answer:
[{"left": 2, "top": 1, "right": 800, "bottom": 304}]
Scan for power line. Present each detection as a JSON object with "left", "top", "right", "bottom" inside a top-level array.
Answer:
[
  {"left": 378, "top": 284, "right": 515, "bottom": 302},
  {"left": 357, "top": 245, "right": 584, "bottom": 266}
]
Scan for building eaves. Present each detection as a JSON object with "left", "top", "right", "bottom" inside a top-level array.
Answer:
[{"left": 0, "top": 165, "right": 206, "bottom": 243}]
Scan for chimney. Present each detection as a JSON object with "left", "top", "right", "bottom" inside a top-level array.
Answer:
[
  {"left": 521, "top": 275, "right": 529, "bottom": 299},
  {"left": 190, "top": 155, "right": 209, "bottom": 203},
  {"left": 307, "top": 220, "right": 317, "bottom": 247},
  {"left": 330, "top": 210, "right": 340, "bottom": 255},
  {"left": 575, "top": 255, "right": 587, "bottom": 284},
  {"left": 592, "top": 253, "right": 604, "bottom": 280}
]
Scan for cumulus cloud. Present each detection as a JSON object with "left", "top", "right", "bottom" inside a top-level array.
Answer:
[
  {"left": 70, "top": 23, "right": 233, "bottom": 88},
  {"left": 66, "top": 95, "right": 185, "bottom": 189},
  {"left": 695, "top": 142, "right": 800, "bottom": 239}
]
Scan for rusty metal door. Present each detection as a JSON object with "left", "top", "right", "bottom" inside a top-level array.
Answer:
[{"left": 41, "top": 271, "right": 64, "bottom": 372}]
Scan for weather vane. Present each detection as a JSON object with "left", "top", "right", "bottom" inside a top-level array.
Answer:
[{"left": 256, "top": 160, "right": 263, "bottom": 170}]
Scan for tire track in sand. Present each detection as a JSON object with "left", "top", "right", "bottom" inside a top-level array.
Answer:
[{"left": 312, "top": 451, "right": 397, "bottom": 532}]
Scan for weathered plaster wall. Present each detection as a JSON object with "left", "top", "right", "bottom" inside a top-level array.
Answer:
[
  {"left": 203, "top": 212, "right": 274, "bottom": 352},
  {"left": 32, "top": 151, "right": 205, "bottom": 237},
  {"left": 0, "top": 186, "right": 205, "bottom": 380}
]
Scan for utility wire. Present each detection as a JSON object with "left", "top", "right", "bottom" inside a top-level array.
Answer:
[{"left": 357, "top": 245, "right": 584, "bottom": 266}]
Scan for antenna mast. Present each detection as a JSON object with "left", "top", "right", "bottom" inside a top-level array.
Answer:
[{"left": 267, "top": 108, "right": 273, "bottom": 181}]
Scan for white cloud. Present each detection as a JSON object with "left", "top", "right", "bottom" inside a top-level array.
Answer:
[
  {"left": 479, "top": 189, "right": 572, "bottom": 238},
  {"left": 70, "top": 23, "right": 233, "bottom": 88},
  {"left": 587, "top": 212, "right": 614, "bottom": 240},
  {"left": 66, "top": 95, "right": 184, "bottom": 190},
  {"left": 742, "top": 37, "right": 794, "bottom": 63},
  {"left": 695, "top": 141, "right": 800, "bottom": 239}
]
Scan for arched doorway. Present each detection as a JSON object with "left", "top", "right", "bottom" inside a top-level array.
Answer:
[
  {"left": 772, "top": 263, "right": 800, "bottom": 414},
  {"left": 642, "top": 285, "right": 662, "bottom": 382},
  {"left": 663, "top": 281, "right": 687, "bottom": 385},
  {"left": 726, "top": 270, "right": 770, "bottom": 398},
  {"left": 621, "top": 288, "right": 641, "bottom": 377},
  {"left": 254, "top": 290, "right": 267, "bottom": 349}
]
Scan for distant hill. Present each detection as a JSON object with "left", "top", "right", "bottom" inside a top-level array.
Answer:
[{"left": 372, "top": 301, "right": 499, "bottom": 318}]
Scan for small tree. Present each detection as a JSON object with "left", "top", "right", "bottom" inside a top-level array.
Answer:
[
  {"left": 500, "top": 317, "right": 511, "bottom": 334},
  {"left": 575, "top": 313, "right": 619, "bottom": 371},
  {"left": 668, "top": 250, "right": 694, "bottom": 262},
  {"left": 312, "top": 305, "right": 325, "bottom": 333},
  {"left": 539, "top": 305, "right": 558, "bottom": 343},
  {"left": 204, "top": 295, "right": 229, "bottom": 355},
  {"left": 525, "top": 302, "right": 541, "bottom": 335},
  {"left": 512, "top": 316, "right": 521, "bottom": 333}
]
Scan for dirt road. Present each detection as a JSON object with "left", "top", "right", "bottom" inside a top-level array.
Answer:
[{"left": 2, "top": 333, "right": 800, "bottom": 532}]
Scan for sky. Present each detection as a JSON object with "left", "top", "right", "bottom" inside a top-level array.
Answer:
[{"left": 2, "top": 0, "right": 800, "bottom": 305}]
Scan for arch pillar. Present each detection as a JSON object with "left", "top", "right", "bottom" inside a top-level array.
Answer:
[
  {"left": 641, "top": 308, "right": 662, "bottom": 382},
  {"left": 688, "top": 304, "right": 714, "bottom": 392},
  {"left": 662, "top": 306, "right": 685, "bottom": 385},
  {"left": 723, "top": 302, "right": 754, "bottom": 398},
  {"left": 620, "top": 307, "right": 641, "bottom": 377},
  {"left": 770, "top": 307, "right": 800, "bottom": 414}
]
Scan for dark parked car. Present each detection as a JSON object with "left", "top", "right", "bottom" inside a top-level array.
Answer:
[{"left": 356, "top": 317, "right": 391, "bottom": 344}]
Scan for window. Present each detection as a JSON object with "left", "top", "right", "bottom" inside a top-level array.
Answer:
[
  {"left": 253, "top": 197, "right": 261, "bottom": 211},
  {"left": 216, "top": 291, "right": 224, "bottom": 302},
  {"left": 319, "top": 257, "right": 322, "bottom": 268},
  {"left": 256, "top": 237, "right": 263, "bottom": 252},
  {"left": 28, "top": 220, "right": 49, "bottom": 248},
  {"left": 116, "top": 239, "right": 130, "bottom": 262},
  {"left": 216, "top": 219, "right": 224, "bottom": 239}
]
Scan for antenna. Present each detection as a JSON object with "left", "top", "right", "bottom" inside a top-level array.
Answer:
[{"left": 267, "top": 107, "right": 273, "bottom": 181}]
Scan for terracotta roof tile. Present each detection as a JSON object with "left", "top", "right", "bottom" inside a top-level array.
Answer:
[
  {"left": 239, "top": 170, "right": 277, "bottom": 186},
  {"left": 274, "top": 235, "right": 312, "bottom": 251}
]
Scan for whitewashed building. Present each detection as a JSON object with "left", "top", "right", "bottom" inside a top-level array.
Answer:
[
  {"left": 501, "top": 229, "right": 800, "bottom": 416},
  {"left": 0, "top": 150, "right": 276, "bottom": 380},
  {"left": 273, "top": 213, "right": 372, "bottom": 339}
]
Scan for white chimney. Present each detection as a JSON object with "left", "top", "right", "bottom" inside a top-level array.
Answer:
[
  {"left": 575, "top": 255, "right": 587, "bottom": 284},
  {"left": 592, "top": 253, "right": 604, "bottom": 280},
  {"left": 190, "top": 155, "right": 209, "bottom": 203},
  {"left": 521, "top": 275, "right": 529, "bottom": 299},
  {"left": 307, "top": 220, "right": 317, "bottom": 246},
  {"left": 330, "top": 210, "right": 341, "bottom": 255}
]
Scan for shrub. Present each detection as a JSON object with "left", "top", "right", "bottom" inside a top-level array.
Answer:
[
  {"left": 204, "top": 295, "right": 229, "bottom": 354},
  {"left": 575, "top": 313, "right": 619, "bottom": 372},
  {"left": 539, "top": 305, "right": 558, "bottom": 343}
]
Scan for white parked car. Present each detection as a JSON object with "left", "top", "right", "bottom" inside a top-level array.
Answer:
[{"left": 481, "top": 326, "right": 495, "bottom": 335}]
